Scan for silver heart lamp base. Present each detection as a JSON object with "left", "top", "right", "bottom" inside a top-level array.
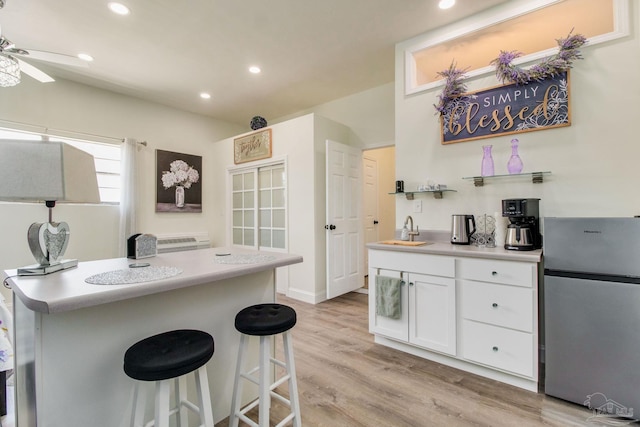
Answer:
[
  {"left": 18, "top": 259, "right": 78, "bottom": 276},
  {"left": 18, "top": 221, "right": 78, "bottom": 276}
]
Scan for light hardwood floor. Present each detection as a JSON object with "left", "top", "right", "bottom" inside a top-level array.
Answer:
[{"left": 221, "top": 292, "right": 601, "bottom": 427}]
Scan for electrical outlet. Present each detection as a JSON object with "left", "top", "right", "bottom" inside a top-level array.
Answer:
[{"left": 413, "top": 200, "right": 422, "bottom": 213}]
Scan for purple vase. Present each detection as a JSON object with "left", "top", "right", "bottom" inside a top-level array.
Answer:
[
  {"left": 481, "top": 145, "right": 494, "bottom": 177},
  {"left": 507, "top": 138, "right": 524, "bottom": 174}
]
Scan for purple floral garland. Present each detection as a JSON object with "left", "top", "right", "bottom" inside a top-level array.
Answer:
[
  {"left": 434, "top": 30, "right": 586, "bottom": 115},
  {"left": 433, "top": 62, "right": 469, "bottom": 115},
  {"left": 490, "top": 30, "right": 587, "bottom": 85}
]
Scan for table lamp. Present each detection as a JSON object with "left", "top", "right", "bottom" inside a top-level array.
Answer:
[{"left": 0, "top": 140, "right": 100, "bottom": 275}]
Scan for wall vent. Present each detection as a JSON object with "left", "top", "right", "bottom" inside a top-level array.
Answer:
[{"left": 156, "top": 233, "right": 211, "bottom": 254}]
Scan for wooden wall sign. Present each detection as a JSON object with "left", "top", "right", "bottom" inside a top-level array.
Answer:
[
  {"left": 234, "top": 128, "right": 272, "bottom": 164},
  {"left": 440, "top": 71, "right": 570, "bottom": 144}
]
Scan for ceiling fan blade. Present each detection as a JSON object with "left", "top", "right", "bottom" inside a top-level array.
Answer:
[
  {"left": 16, "top": 49, "right": 88, "bottom": 68},
  {"left": 17, "top": 58, "right": 55, "bottom": 83}
]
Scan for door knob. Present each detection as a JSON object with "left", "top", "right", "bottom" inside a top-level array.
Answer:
[
  {"left": 373, "top": 220, "right": 379, "bottom": 225},
  {"left": 325, "top": 224, "right": 336, "bottom": 230}
]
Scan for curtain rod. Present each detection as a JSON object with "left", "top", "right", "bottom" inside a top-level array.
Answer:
[{"left": 0, "top": 118, "right": 125, "bottom": 144}]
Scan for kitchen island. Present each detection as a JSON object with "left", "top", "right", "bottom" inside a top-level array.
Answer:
[{"left": 3, "top": 247, "right": 302, "bottom": 427}]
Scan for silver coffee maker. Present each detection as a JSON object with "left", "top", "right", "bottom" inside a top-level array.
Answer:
[{"left": 502, "top": 198, "right": 542, "bottom": 251}]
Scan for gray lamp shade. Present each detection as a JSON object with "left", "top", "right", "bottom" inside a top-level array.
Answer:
[{"left": 0, "top": 140, "right": 100, "bottom": 203}]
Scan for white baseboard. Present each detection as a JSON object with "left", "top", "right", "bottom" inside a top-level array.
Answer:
[{"left": 286, "top": 287, "right": 326, "bottom": 304}]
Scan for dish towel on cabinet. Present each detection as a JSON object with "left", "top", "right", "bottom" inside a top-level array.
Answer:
[{"left": 375, "top": 275, "right": 403, "bottom": 319}]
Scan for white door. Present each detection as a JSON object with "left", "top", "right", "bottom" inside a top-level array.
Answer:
[
  {"left": 326, "top": 139, "right": 363, "bottom": 299},
  {"left": 363, "top": 156, "right": 379, "bottom": 274}
]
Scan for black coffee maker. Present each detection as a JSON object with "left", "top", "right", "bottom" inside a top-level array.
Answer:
[{"left": 502, "top": 198, "right": 542, "bottom": 251}]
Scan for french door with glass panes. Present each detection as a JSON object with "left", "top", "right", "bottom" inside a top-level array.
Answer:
[{"left": 231, "top": 162, "right": 287, "bottom": 251}]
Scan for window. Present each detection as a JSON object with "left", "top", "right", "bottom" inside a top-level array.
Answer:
[
  {"left": 0, "top": 127, "right": 121, "bottom": 203},
  {"left": 231, "top": 161, "right": 287, "bottom": 250},
  {"left": 403, "top": 0, "right": 629, "bottom": 95}
]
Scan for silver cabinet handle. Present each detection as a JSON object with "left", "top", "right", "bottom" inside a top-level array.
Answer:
[
  {"left": 492, "top": 346, "right": 499, "bottom": 352},
  {"left": 409, "top": 282, "right": 414, "bottom": 286}
]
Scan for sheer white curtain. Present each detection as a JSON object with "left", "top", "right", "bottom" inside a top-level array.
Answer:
[{"left": 119, "top": 137, "right": 139, "bottom": 256}]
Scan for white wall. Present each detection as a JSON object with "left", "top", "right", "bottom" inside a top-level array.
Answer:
[
  {"left": 393, "top": 3, "right": 640, "bottom": 234},
  {"left": 273, "top": 83, "right": 395, "bottom": 149},
  {"left": 0, "top": 77, "right": 245, "bottom": 302},
  {"left": 211, "top": 114, "right": 352, "bottom": 303}
]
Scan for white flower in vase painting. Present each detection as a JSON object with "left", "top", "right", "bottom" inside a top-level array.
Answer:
[{"left": 162, "top": 159, "right": 200, "bottom": 189}]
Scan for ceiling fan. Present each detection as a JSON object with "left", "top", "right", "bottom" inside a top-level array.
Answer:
[{"left": 0, "top": 21, "right": 89, "bottom": 87}]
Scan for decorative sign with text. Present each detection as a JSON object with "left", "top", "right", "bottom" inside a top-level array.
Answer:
[
  {"left": 234, "top": 128, "right": 272, "bottom": 164},
  {"left": 440, "top": 71, "right": 570, "bottom": 144}
]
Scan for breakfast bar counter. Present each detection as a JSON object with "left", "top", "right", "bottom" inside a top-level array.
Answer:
[{"left": 3, "top": 248, "right": 303, "bottom": 427}]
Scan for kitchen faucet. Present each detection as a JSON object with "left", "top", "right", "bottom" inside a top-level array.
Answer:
[{"left": 404, "top": 215, "right": 420, "bottom": 241}]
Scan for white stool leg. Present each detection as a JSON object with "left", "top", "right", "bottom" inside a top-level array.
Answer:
[
  {"left": 230, "top": 334, "right": 249, "bottom": 427},
  {"left": 195, "top": 365, "right": 215, "bottom": 427},
  {"left": 155, "top": 379, "right": 171, "bottom": 427},
  {"left": 283, "top": 331, "right": 301, "bottom": 427},
  {"left": 259, "top": 335, "right": 271, "bottom": 427},
  {"left": 176, "top": 375, "right": 189, "bottom": 427},
  {"left": 130, "top": 382, "right": 147, "bottom": 427}
]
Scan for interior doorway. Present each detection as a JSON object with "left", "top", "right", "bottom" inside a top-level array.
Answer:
[{"left": 362, "top": 146, "right": 396, "bottom": 290}]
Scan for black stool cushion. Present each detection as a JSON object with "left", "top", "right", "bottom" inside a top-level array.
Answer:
[
  {"left": 124, "top": 329, "right": 214, "bottom": 381},
  {"left": 235, "top": 304, "right": 297, "bottom": 336}
]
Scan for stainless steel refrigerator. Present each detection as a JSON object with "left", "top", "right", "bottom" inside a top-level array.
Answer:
[{"left": 543, "top": 217, "right": 640, "bottom": 418}]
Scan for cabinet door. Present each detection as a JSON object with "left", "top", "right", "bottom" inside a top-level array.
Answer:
[
  {"left": 408, "top": 273, "right": 456, "bottom": 356},
  {"left": 368, "top": 268, "right": 408, "bottom": 342}
]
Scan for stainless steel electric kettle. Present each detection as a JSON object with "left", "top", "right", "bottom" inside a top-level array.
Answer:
[{"left": 451, "top": 214, "right": 476, "bottom": 245}]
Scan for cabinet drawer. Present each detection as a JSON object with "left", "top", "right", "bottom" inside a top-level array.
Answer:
[
  {"left": 462, "top": 320, "right": 534, "bottom": 378},
  {"left": 456, "top": 258, "right": 535, "bottom": 288},
  {"left": 461, "top": 281, "right": 533, "bottom": 332},
  {"left": 369, "top": 250, "right": 454, "bottom": 277}
]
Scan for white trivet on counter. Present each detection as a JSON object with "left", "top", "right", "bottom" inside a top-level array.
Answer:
[
  {"left": 85, "top": 266, "right": 183, "bottom": 285},
  {"left": 213, "top": 254, "right": 276, "bottom": 264}
]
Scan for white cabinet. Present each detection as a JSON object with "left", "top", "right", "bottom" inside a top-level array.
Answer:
[
  {"left": 458, "top": 258, "right": 537, "bottom": 379},
  {"left": 368, "top": 247, "right": 540, "bottom": 392},
  {"left": 369, "top": 250, "right": 456, "bottom": 356},
  {"left": 409, "top": 273, "right": 456, "bottom": 355}
]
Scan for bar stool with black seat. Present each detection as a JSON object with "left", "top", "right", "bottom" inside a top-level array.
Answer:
[
  {"left": 124, "top": 329, "right": 215, "bottom": 427},
  {"left": 230, "top": 303, "right": 301, "bottom": 427}
]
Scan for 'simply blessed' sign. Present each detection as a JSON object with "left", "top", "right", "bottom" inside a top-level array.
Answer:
[{"left": 440, "top": 71, "right": 570, "bottom": 144}]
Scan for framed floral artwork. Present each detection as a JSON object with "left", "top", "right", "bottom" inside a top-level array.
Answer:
[{"left": 156, "top": 149, "right": 202, "bottom": 213}]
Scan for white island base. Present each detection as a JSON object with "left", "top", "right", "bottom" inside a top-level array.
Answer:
[{"left": 7, "top": 248, "right": 302, "bottom": 427}]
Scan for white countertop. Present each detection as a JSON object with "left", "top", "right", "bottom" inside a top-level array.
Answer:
[
  {"left": 3, "top": 247, "right": 303, "bottom": 314},
  {"left": 367, "top": 241, "right": 542, "bottom": 263}
]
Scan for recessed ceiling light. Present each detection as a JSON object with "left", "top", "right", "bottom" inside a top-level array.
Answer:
[
  {"left": 249, "top": 66, "right": 261, "bottom": 74},
  {"left": 77, "top": 53, "right": 94, "bottom": 62},
  {"left": 108, "top": 2, "right": 130, "bottom": 15},
  {"left": 200, "top": 92, "right": 211, "bottom": 99},
  {"left": 438, "top": 0, "right": 455, "bottom": 9}
]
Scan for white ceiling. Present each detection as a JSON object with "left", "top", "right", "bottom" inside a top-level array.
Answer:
[{"left": 0, "top": 0, "right": 508, "bottom": 126}]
